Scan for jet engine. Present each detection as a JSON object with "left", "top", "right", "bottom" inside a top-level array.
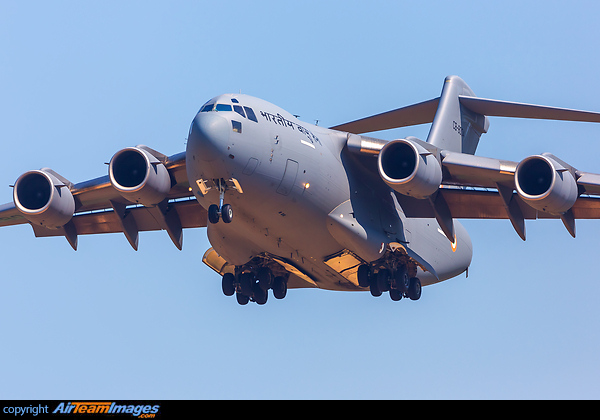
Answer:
[
  {"left": 514, "top": 154, "right": 578, "bottom": 214},
  {"left": 13, "top": 170, "right": 75, "bottom": 229},
  {"left": 378, "top": 138, "right": 442, "bottom": 199},
  {"left": 109, "top": 146, "right": 171, "bottom": 206}
]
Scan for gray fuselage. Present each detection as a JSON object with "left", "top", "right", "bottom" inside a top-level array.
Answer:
[{"left": 185, "top": 94, "right": 472, "bottom": 291}]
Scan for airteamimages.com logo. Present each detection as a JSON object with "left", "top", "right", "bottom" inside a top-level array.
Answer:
[
  {"left": 2, "top": 402, "right": 161, "bottom": 418},
  {"left": 53, "top": 402, "right": 160, "bottom": 417}
]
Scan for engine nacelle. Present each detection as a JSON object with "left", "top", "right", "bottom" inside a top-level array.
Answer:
[
  {"left": 109, "top": 146, "right": 171, "bottom": 206},
  {"left": 13, "top": 170, "right": 75, "bottom": 229},
  {"left": 378, "top": 139, "right": 442, "bottom": 199},
  {"left": 515, "top": 154, "right": 578, "bottom": 214}
]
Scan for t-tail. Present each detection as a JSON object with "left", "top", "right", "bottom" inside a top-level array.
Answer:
[{"left": 426, "top": 75, "right": 490, "bottom": 155}]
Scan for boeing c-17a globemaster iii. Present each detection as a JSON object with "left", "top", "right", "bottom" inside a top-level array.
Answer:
[{"left": 3, "top": 75, "right": 600, "bottom": 305}]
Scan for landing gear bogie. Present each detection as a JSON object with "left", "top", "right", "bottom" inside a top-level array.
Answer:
[
  {"left": 359, "top": 263, "right": 422, "bottom": 302},
  {"left": 221, "top": 266, "right": 287, "bottom": 305}
]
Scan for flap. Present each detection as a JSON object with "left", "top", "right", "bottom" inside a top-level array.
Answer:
[
  {"left": 31, "top": 199, "right": 206, "bottom": 237},
  {"left": 396, "top": 188, "right": 600, "bottom": 220}
]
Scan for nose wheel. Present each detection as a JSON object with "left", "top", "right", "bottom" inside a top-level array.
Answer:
[{"left": 208, "top": 203, "right": 233, "bottom": 224}]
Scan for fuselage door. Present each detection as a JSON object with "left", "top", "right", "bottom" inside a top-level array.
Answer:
[{"left": 277, "top": 159, "right": 299, "bottom": 196}]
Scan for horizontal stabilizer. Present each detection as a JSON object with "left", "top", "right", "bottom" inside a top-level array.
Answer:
[
  {"left": 459, "top": 96, "right": 600, "bottom": 123},
  {"left": 330, "top": 98, "right": 440, "bottom": 134},
  {"left": 332, "top": 85, "right": 600, "bottom": 136}
]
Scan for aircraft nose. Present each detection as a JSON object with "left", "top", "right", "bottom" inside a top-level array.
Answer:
[{"left": 187, "top": 112, "right": 230, "bottom": 162}]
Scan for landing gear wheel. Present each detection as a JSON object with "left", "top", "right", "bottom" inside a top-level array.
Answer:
[
  {"left": 357, "top": 264, "right": 371, "bottom": 288},
  {"left": 369, "top": 280, "right": 382, "bottom": 297},
  {"left": 253, "top": 282, "right": 268, "bottom": 305},
  {"left": 236, "top": 292, "right": 249, "bottom": 305},
  {"left": 257, "top": 267, "right": 273, "bottom": 291},
  {"left": 272, "top": 276, "right": 287, "bottom": 299},
  {"left": 222, "top": 273, "right": 235, "bottom": 296},
  {"left": 239, "top": 272, "right": 254, "bottom": 297},
  {"left": 221, "top": 204, "right": 233, "bottom": 223},
  {"left": 394, "top": 266, "right": 410, "bottom": 294},
  {"left": 407, "top": 277, "right": 422, "bottom": 301},
  {"left": 377, "top": 269, "right": 391, "bottom": 292},
  {"left": 389, "top": 289, "right": 403, "bottom": 301},
  {"left": 208, "top": 204, "right": 220, "bottom": 224}
]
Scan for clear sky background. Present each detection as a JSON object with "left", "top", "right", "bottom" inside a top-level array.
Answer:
[{"left": 1, "top": 0, "right": 600, "bottom": 399}]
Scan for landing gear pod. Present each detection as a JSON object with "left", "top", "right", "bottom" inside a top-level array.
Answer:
[{"left": 13, "top": 170, "right": 75, "bottom": 229}]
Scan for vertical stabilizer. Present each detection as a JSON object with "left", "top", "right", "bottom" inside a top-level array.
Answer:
[{"left": 426, "top": 76, "right": 489, "bottom": 155}]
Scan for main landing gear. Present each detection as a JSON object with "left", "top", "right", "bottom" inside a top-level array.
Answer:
[
  {"left": 221, "top": 266, "right": 288, "bottom": 305},
  {"left": 357, "top": 263, "right": 422, "bottom": 301}
]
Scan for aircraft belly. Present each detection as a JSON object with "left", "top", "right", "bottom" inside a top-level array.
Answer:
[
  {"left": 205, "top": 203, "right": 361, "bottom": 291},
  {"left": 191, "top": 132, "right": 360, "bottom": 290}
]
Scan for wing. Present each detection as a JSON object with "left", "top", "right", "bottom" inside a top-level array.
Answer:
[
  {"left": 0, "top": 146, "right": 206, "bottom": 250},
  {"left": 345, "top": 133, "right": 600, "bottom": 241}
]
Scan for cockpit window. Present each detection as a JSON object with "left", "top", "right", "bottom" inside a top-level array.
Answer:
[
  {"left": 244, "top": 106, "right": 258, "bottom": 123},
  {"left": 200, "top": 101, "right": 258, "bottom": 124},
  {"left": 233, "top": 105, "right": 245, "bottom": 118},
  {"left": 216, "top": 104, "right": 233, "bottom": 112},
  {"left": 232, "top": 120, "right": 242, "bottom": 133}
]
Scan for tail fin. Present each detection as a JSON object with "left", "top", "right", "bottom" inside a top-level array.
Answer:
[{"left": 426, "top": 75, "right": 490, "bottom": 155}]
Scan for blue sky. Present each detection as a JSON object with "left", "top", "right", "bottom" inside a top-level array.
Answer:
[{"left": 1, "top": 0, "right": 600, "bottom": 399}]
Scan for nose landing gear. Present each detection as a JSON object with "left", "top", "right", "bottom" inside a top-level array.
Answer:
[{"left": 203, "top": 178, "right": 242, "bottom": 224}]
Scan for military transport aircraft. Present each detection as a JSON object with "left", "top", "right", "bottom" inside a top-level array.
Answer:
[{"left": 2, "top": 75, "right": 600, "bottom": 305}]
